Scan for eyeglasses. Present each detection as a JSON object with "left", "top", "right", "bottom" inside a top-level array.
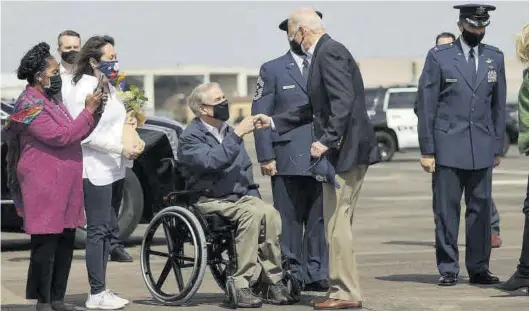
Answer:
[{"left": 289, "top": 153, "right": 323, "bottom": 173}]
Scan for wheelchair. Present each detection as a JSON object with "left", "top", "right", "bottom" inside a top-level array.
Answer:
[{"left": 140, "top": 159, "right": 302, "bottom": 308}]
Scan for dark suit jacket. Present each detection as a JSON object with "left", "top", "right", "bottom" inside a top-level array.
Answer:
[
  {"left": 251, "top": 52, "right": 314, "bottom": 176},
  {"left": 417, "top": 39, "right": 506, "bottom": 170},
  {"left": 272, "top": 34, "right": 380, "bottom": 173}
]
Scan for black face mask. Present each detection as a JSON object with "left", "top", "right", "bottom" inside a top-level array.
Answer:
[
  {"left": 61, "top": 50, "right": 78, "bottom": 64},
  {"left": 43, "top": 75, "right": 62, "bottom": 97},
  {"left": 212, "top": 100, "right": 230, "bottom": 121},
  {"left": 461, "top": 29, "right": 485, "bottom": 47},
  {"left": 289, "top": 39, "right": 305, "bottom": 56}
]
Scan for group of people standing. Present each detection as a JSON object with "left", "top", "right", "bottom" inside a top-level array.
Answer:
[
  {"left": 252, "top": 3, "right": 529, "bottom": 310},
  {"left": 3, "top": 3, "right": 529, "bottom": 311},
  {"left": 5, "top": 31, "right": 143, "bottom": 310}
]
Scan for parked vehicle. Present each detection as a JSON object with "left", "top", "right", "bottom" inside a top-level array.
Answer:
[
  {"left": 366, "top": 86, "right": 519, "bottom": 161},
  {"left": 1, "top": 102, "right": 185, "bottom": 248}
]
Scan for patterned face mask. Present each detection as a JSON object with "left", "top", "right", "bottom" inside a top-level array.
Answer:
[{"left": 98, "top": 60, "right": 119, "bottom": 79}]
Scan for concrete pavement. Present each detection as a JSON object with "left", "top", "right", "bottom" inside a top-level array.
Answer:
[{"left": 2, "top": 140, "right": 528, "bottom": 310}]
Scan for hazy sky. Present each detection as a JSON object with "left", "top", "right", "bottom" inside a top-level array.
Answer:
[{"left": 1, "top": 1, "right": 528, "bottom": 74}]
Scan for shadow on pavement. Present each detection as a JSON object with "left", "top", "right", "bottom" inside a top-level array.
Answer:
[
  {"left": 490, "top": 288, "right": 529, "bottom": 297},
  {"left": 133, "top": 292, "right": 321, "bottom": 308},
  {"left": 376, "top": 274, "right": 450, "bottom": 284}
]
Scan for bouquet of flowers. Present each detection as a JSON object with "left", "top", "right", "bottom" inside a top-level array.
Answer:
[
  {"left": 114, "top": 74, "right": 146, "bottom": 156},
  {"left": 114, "top": 74, "right": 147, "bottom": 126}
]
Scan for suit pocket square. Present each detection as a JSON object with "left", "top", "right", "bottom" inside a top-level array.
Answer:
[
  {"left": 445, "top": 78, "right": 458, "bottom": 83},
  {"left": 282, "top": 85, "right": 296, "bottom": 90}
]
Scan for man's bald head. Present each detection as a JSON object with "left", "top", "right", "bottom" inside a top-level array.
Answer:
[{"left": 287, "top": 8, "right": 324, "bottom": 33}]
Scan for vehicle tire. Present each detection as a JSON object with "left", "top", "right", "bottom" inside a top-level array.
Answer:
[
  {"left": 376, "top": 131, "right": 397, "bottom": 162},
  {"left": 501, "top": 131, "right": 510, "bottom": 157},
  {"left": 74, "top": 168, "right": 144, "bottom": 248}
]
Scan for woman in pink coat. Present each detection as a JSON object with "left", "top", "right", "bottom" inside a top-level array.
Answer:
[{"left": 4, "top": 42, "right": 102, "bottom": 311}]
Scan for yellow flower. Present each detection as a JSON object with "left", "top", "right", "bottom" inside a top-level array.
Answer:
[{"left": 115, "top": 73, "right": 127, "bottom": 89}]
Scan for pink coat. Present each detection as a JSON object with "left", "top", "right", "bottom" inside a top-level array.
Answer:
[{"left": 10, "top": 87, "right": 96, "bottom": 234}]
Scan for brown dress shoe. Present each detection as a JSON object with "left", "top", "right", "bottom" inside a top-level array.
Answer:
[
  {"left": 311, "top": 296, "right": 328, "bottom": 306},
  {"left": 492, "top": 235, "right": 502, "bottom": 248},
  {"left": 313, "top": 298, "right": 362, "bottom": 310}
]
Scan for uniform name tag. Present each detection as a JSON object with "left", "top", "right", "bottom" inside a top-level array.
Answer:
[
  {"left": 282, "top": 85, "right": 296, "bottom": 90},
  {"left": 445, "top": 78, "right": 458, "bottom": 83}
]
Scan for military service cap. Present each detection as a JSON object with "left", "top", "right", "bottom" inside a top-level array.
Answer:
[
  {"left": 454, "top": 3, "right": 496, "bottom": 27},
  {"left": 278, "top": 10, "right": 323, "bottom": 31}
]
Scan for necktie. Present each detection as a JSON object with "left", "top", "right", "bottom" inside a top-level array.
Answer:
[
  {"left": 302, "top": 58, "right": 309, "bottom": 83},
  {"left": 468, "top": 48, "right": 477, "bottom": 84}
]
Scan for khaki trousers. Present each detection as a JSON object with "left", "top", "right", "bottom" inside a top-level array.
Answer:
[
  {"left": 195, "top": 195, "right": 283, "bottom": 288},
  {"left": 322, "top": 165, "right": 368, "bottom": 302}
]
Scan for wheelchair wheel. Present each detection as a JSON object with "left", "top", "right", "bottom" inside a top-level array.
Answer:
[
  {"left": 209, "top": 243, "right": 229, "bottom": 291},
  {"left": 140, "top": 206, "right": 208, "bottom": 305},
  {"left": 284, "top": 272, "right": 301, "bottom": 302},
  {"left": 226, "top": 277, "right": 238, "bottom": 309}
]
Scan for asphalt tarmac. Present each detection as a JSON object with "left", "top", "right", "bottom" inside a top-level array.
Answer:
[{"left": 2, "top": 138, "right": 528, "bottom": 311}]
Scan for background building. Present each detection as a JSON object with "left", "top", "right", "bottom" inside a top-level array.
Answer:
[{"left": 1, "top": 56, "right": 525, "bottom": 124}]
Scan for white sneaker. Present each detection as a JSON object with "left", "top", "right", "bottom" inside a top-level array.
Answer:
[
  {"left": 105, "top": 290, "right": 130, "bottom": 306},
  {"left": 85, "top": 290, "right": 127, "bottom": 310}
]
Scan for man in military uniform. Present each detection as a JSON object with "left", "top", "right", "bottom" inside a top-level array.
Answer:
[
  {"left": 251, "top": 12, "right": 329, "bottom": 292},
  {"left": 421, "top": 32, "right": 503, "bottom": 249},
  {"left": 416, "top": 4, "right": 506, "bottom": 286}
]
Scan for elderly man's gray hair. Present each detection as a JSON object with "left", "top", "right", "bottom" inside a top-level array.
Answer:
[
  {"left": 289, "top": 8, "right": 325, "bottom": 31},
  {"left": 187, "top": 82, "right": 220, "bottom": 115}
]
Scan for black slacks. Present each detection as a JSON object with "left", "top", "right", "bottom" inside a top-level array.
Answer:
[
  {"left": 26, "top": 229, "right": 75, "bottom": 303},
  {"left": 434, "top": 165, "right": 492, "bottom": 276},
  {"left": 84, "top": 178, "right": 123, "bottom": 295},
  {"left": 271, "top": 175, "right": 328, "bottom": 283}
]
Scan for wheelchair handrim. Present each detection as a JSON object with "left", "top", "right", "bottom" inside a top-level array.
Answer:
[{"left": 140, "top": 206, "right": 208, "bottom": 305}]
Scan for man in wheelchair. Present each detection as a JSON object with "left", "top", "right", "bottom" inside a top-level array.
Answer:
[{"left": 177, "top": 83, "right": 294, "bottom": 307}]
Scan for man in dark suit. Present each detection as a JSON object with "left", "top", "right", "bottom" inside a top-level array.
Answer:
[
  {"left": 251, "top": 12, "right": 329, "bottom": 292},
  {"left": 416, "top": 4, "right": 506, "bottom": 286},
  {"left": 417, "top": 31, "right": 502, "bottom": 249},
  {"left": 254, "top": 8, "right": 379, "bottom": 310}
]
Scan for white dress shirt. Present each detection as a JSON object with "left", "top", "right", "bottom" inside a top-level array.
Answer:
[
  {"left": 201, "top": 119, "right": 228, "bottom": 143},
  {"left": 60, "top": 63, "right": 74, "bottom": 101},
  {"left": 460, "top": 38, "right": 479, "bottom": 72},
  {"left": 65, "top": 74, "right": 132, "bottom": 186},
  {"left": 304, "top": 36, "right": 322, "bottom": 64},
  {"left": 290, "top": 51, "right": 305, "bottom": 73}
]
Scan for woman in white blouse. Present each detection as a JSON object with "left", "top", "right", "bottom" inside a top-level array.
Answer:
[{"left": 66, "top": 35, "right": 143, "bottom": 310}]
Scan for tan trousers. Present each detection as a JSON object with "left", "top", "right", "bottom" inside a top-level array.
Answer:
[
  {"left": 322, "top": 165, "right": 368, "bottom": 302},
  {"left": 195, "top": 195, "right": 283, "bottom": 288}
]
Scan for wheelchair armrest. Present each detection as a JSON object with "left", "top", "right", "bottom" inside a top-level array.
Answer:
[
  {"left": 248, "top": 184, "right": 259, "bottom": 190},
  {"left": 163, "top": 189, "right": 211, "bottom": 201}
]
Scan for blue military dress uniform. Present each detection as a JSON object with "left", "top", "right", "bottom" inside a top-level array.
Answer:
[
  {"left": 417, "top": 4, "right": 506, "bottom": 282},
  {"left": 251, "top": 50, "right": 329, "bottom": 287}
]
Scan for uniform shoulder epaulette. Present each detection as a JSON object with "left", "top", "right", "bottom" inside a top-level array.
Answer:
[
  {"left": 482, "top": 44, "right": 503, "bottom": 54},
  {"left": 432, "top": 43, "right": 454, "bottom": 53}
]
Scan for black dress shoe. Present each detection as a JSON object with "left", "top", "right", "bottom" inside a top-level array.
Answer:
[
  {"left": 304, "top": 279, "right": 329, "bottom": 292},
  {"left": 438, "top": 273, "right": 458, "bottom": 286},
  {"left": 110, "top": 247, "right": 133, "bottom": 262},
  {"left": 497, "top": 270, "right": 529, "bottom": 291},
  {"left": 469, "top": 271, "right": 500, "bottom": 285}
]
